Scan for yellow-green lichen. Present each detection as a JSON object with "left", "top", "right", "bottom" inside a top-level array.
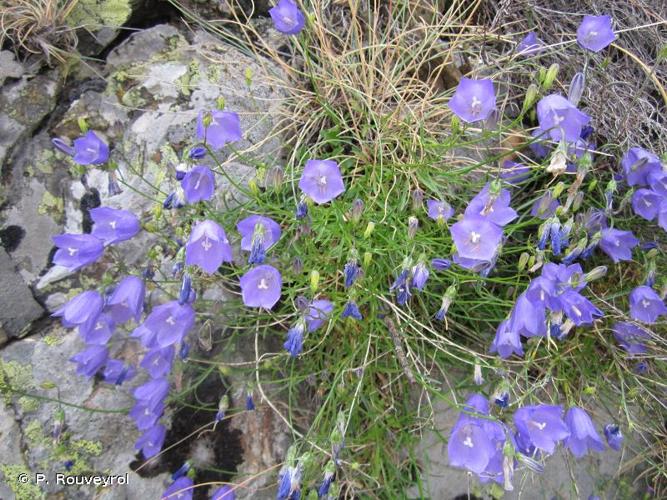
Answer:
[
  {"left": 17, "top": 396, "right": 40, "bottom": 413},
  {"left": 67, "top": 0, "right": 131, "bottom": 29},
  {"left": 177, "top": 61, "right": 201, "bottom": 96},
  {"left": 71, "top": 439, "right": 103, "bottom": 456},
  {"left": 0, "top": 464, "right": 44, "bottom": 500},
  {"left": 37, "top": 191, "right": 64, "bottom": 216},
  {"left": 24, "top": 419, "right": 47, "bottom": 445},
  {"left": 42, "top": 334, "right": 64, "bottom": 346}
]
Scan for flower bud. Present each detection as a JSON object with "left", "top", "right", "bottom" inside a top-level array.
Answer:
[
  {"left": 363, "top": 221, "right": 375, "bottom": 239},
  {"left": 310, "top": 270, "right": 320, "bottom": 293},
  {"left": 350, "top": 198, "right": 364, "bottom": 223},
  {"left": 567, "top": 71, "right": 585, "bottom": 106},
  {"left": 518, "top": 252, "right": 530, "bottom": 272},
  {"left": 215, "top": 97, "right": 225, "bottom": 111},
  {"left": 248, "top": 177, "right": 259, "bottom": 196},
  {"left": 77, "top": 117, "right": 89, "bottom": 133},
  {"left": 407, "top": 216, "right": 419, "bottom": 239},
  {"left": 411, "top": 189, "right": 424, "bottom": 211},
  {"left": 521, "top": 83, "right": 539, "bottom": 114},
  {"left": 542, "top": 63, "right": 559, "bottom": 90},
  {"left": 584, "top": 265, "right": 607, "bottom": 283},
  {"left": 363, "top": 251, "right": 372, "bottom": 267}
]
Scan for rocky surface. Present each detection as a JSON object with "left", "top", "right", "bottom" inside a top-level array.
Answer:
[
  {"left": 409, "top": 398, "right": 633, "bottom": 499},
  {"left": 0, "top": 249, "right": 43, "bottom": 344}
]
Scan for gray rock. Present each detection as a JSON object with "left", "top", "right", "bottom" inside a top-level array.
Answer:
[
  {"left": 0, "top": 324, "right": 169, "bottom": 499},
  {"left": 409, "top": 397, "right": 634, "bottom": 499},
  {"left": 0, "top": 249, "right": 43, "bottom": 344},
  {"left": 0, "top": 51, "right": 24, "bottom": 86}
]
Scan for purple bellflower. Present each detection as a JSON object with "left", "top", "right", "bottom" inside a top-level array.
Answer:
[
  {"left": 531, "top": 192, "right": 560, "bottom": 219},
  {"left": 141, "top": 346, "right": 176, "bottom": 379},
  {"left": 103, "top": 359, "right": 136, "bottom": 385},
  {"left": 514, "top": 404, "right": 570, "bottom": 454},
  {"left": 284, "top": 320, "right": 306, "bottom": 357},
  {"left": 659, "top": 200, "right": 667, "bottom": 232},
  {"left": 181, "top": 165, "right": 215, "bottom": 204},
  {"left": 298, "top": 159, "right": 345, "bottom": 204},
  {"left": 427, "top": 200, "right": 454, "bottom": 222},
  {"left": 447, "top": 394, "right": 506, "bottom": 478},
  {"left": 212, "top": 485, "right": 236, "bottom": 500},
  {"left": 577, "top": 15, "right": 616, "bottom": 53},
  {"left": 629, "top": 286, "right": 667, "bottom": 324},
  {"left": 70, "top": 345, "right": 109, "bottom": 378},
  {"left": 106, "top": 275, "right": 145, "bottom": 323},
  {"left": 269, "top": 0, "right": 306, "bottom": 35},
  {"left": 53, "top": 290, "right": 104, "bottom": 332},
  {"left": 490, "top": 319, "right": 524, "bottom": 359},
  {"left": 138, "top": 301, "right": 195, "bottom": 348},
  {"left": 537, "top": 94, "right": 591, "bottom": 143},
  {"left": 517, "top": 32, "right": 545, "bottom": 55},
  {"left": 161, "top": 476, "right": 193, "bottom": 500},
  {"left": 509, "top": 293, "right": 547, "bottom": 337},
  {"left": 501, "top": 160, "right": 531, "bottom": 186},
  {"left": 53, "top": 131, "right": 109, "bottom": 165},
  {"left": 341, "top": 300, "right": 363, "bottom": 320},
  {"left": 621, "top": 147, "right": 662, "bottom": 186},
  {"left": 431, "top": 258, "right": 451, "bottom": 271},
  {"left": 648, "top": 169, "right": 667, "bottom": 196},
  {"left": 612, "top": 321, "right": 651, "bottom": 355},
  {"left": 240, "top": 265, "right": 282, "bottom": 309},
  {"left": 559, "top": 290, "right": 602, "bottom": 326},
  {"left": 343, "top": 260, "right": 361, "bottom": 288},
  {"left": 411, "top": 262, "right": 429, "bottom": 291},
  {"left": 130, "top": 401, "right": 165, "bottom": 431},
  {"left": 564, "top": 407, "right": 605, "bottom": 458},
  {"left": 237, "top": 215, "right": 282, "bottom": 264},
  {"left": 305, "top": 299, "right": 334, "bottom": 332},
  {"left": 448, "top": 78, "right": 496, "bottom": 123},
  {"left": 450, "top": 216, "right": 503, "bottom": 261},
  {"left": 185, "top": 220, "right": 233, "bottom": 274},
  {"left": 604, "top": 424, "right": 623, "bottom": 451},
  {"left": 52, "top": 233, "right": 104, "bottom": 271},
  {"left": 599, "top": 228, "right": 638, "bottom": 263},
  {"left": 632, "top": 189, "right": 661, "bottom": 221},
  {"left": 136, "top": 423, "right": 166, "bottom": 459},
  {"left": 464, "top": 183, "right": 517, "bottom": 227},
  {"left": 196, "top": 110, "right": 242, "bottom": 149},
  {"left": 133, "top": 378, "right": 169, "bottom": 412},
  {"left": 81, "top": 313, "right": 116, "bottom": 344},
  {"left": 90, "top": 207, "right": 140, "bottom": 245}
]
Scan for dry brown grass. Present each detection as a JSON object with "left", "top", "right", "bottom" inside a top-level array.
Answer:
[{"left": 0, "top": 0, "right": 79, "bottom": 64}]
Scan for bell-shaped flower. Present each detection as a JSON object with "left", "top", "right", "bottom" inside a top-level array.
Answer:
[
  {"left": 411, "top": 262, "right": 429, "bottom": 291},
  {"left": 341, "top": 300, "right": 362, "bottom": 321},
  {"left": 427, "top": 200, "right": 454, "bottom": 222},
  {"left": 133, "top": 377, "right": 169, "bottom": 412},
  {"left": 514, "top": 404, "right": 570, "bottom": 454},
  {"left": 604, "top": 424, "right": 623, "bottom": 451},
  {"left": 103, "top": 359, "right": 136, "bottom": 385},
  {"left": 185, "top": 220, "right": 233, "bottom": 274},
  {"left": 283, "top": 320, "right": 306, "bottom": 357},
  {"left": 501, "top": 160, "right": 531, "bottom": 186},
  {"left": 135, "top": 423, "right": 166, "bottom": 459},
  {"left": 269, "top": 0, "right": 306, "bottom": 35},
  {"left": 659, "top": 199, "right": 667, "bottom": 232},
  {"left": 448, "top": 78, "right": 496, "bottom": 123},
  {"left": 537, "top": 94, "right": 591, "bottom": 143},
  {"left": 509, "top": 293, "right": 547, "bottom": 336},
  {"left": 181, "top": 165, "right": 215, "bottom": 204},
  {"left": 564, "top": 407, "right": 605, "bottom": 458},
  {"left": 305, "top": 299, "right": 334, "bottom": 332},
  {"left": 621, "top": 147, "right": 662, "bottom": 186},
  {"left": 599, "top": 228, "right": 638, "bottom": 263},
  {"left": 90, "top": 207, "right": 140, "bottom": 245},
  {"left": 632, "top": 189, "right": 662, "bottom": 221},
  {"left": 53, "top": 131, "right": 109, "bottom": 165},
  {"left": 450, "top": 216, "right": 503, "bottom": 261},
  {"left": 612, "top": 321, "right": 651, "bottom": 355},
  {"left": 53, "top": 290, "right": 104, "bottom": 331},
  {"left": 141, "top": 301, "right": 195, "bottom": 347},
  {"left": 629, "top": 286, "right": 667, "bottom": 324},
  {"left": 240, "top": 265, "right": 282, "bottom": 309},
  {"left": 298, "top": 159, "right": 345, "bottom": 204},
  {"left": 647, "top": 169, "right": 667, "bottom": 196},
  {"left": 141, "top": 346, "right": 176, "bottom": 379},
  {"left": 343, "top": 259, "right": 361, "bottom": 288},
  {"left": 559, "top": 290, "right": 603, "bottom": 325},
  {"left": 490, "top": 319, "right": 524, "bottom": 358},
  {"left": 576, "top": 15, "right": 616, "bottom": 53},
  {"left": 106, "top": 275, "right": 145, "bottom": 323},
  {"left": 531, "top": 192, "right": 560, "bottom": 219},
  {"left": 81, "top": 312, "right": 116, "bottom": 344},
  {"left": 69, "top": 345, "right": 109, "bottom": 378},
  {"left": 52, "top": 233, "right": 104, "bottom": 271},
  {"left": 211, "top": 485, "right": 236, "bottom": 500},
  {"left": 465, "top": 183, "right": 517, "bottom": 227},
  {"left": 161, "top": 477, "right": 193, "bottom": 500},
  {"left": 517, "top": 32, "right": 544, "bottom": 56},
  {"left": 237, "top": 215, "right": 282, "bottom": 264},
  {"left": 196, "top": 110, "right": 242, "bottom": 149},
  {"left": 130, "top": 400, "right": 165, "bottom": 430}
]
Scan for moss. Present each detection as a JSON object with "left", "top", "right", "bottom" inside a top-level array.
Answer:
[
  {"left": 206, "top": 64, "right": 223, "bottom": 84},
  {"left": 37, "top": 191, "right": 64, "bottom": 217},
  {"left": 71, "top": 439, "right": 103, "bottom": 456},
  {"left": 0, "top": 464, "right": 44, "bottom": 500},
  {"left": 0, "top": 360, "right": 33, "bottom": 389},
  {"left": 24, "top": 420, "right": 47, "bottom": 445},
  {"left": 67, "top": 0, "right": 131, "bottom": 29},
  {"left": 42, "top": 334, "right": 64, "bottom": 346}
]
